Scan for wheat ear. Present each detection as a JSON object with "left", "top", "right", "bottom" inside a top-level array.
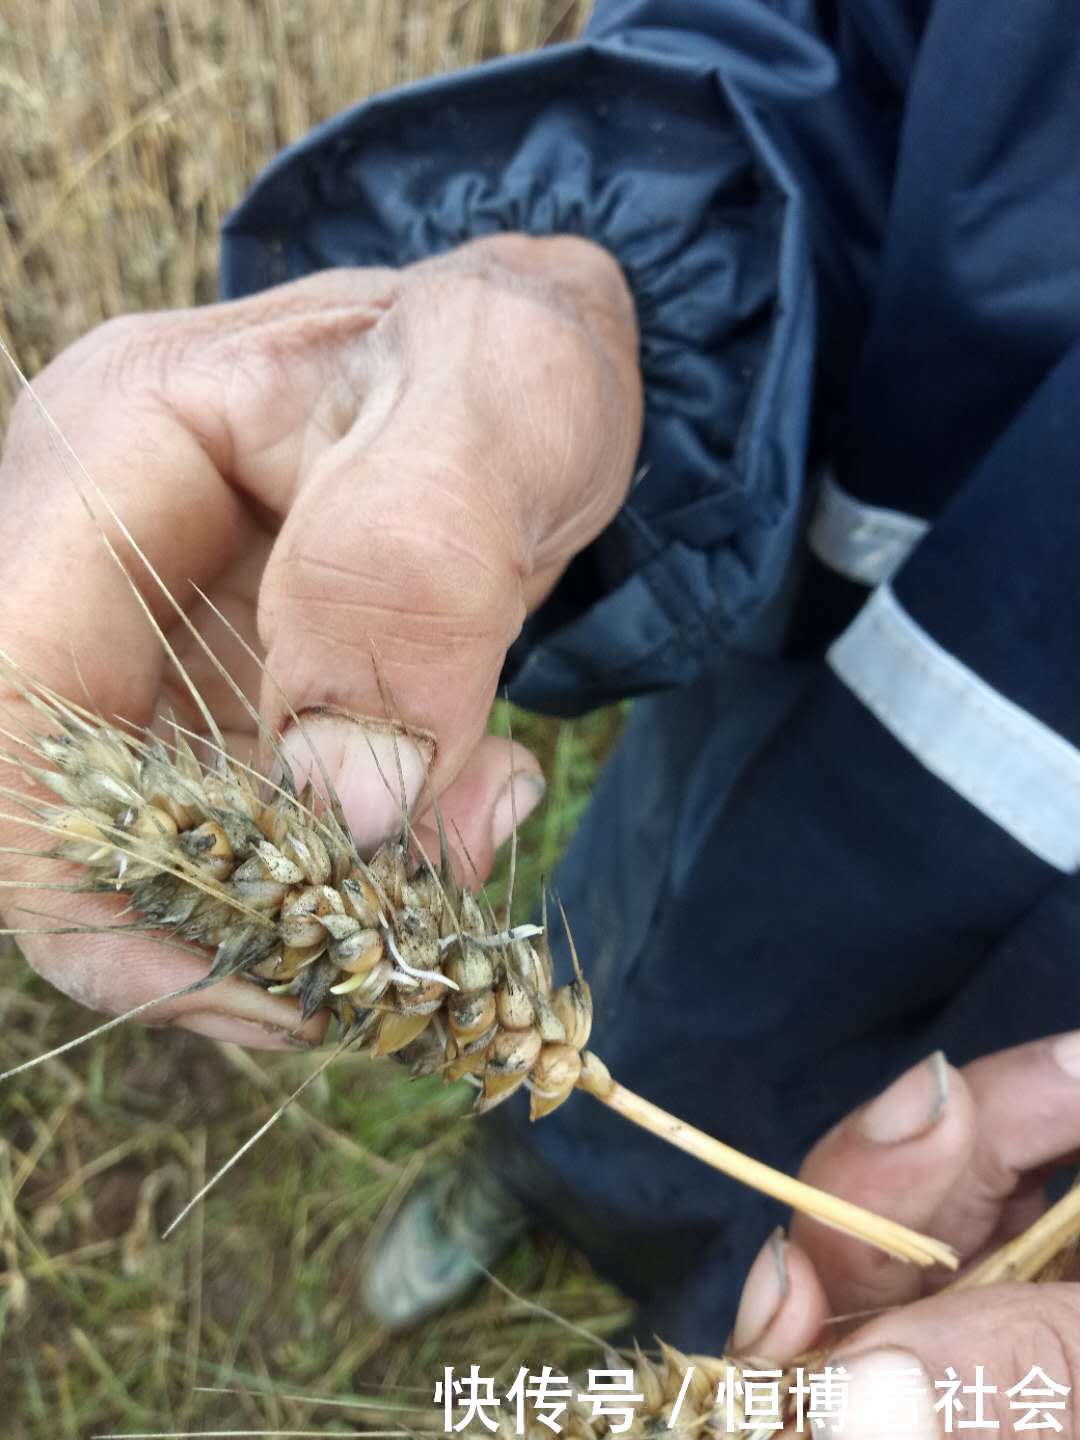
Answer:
[{"left": 0, "top": 669, "right": 956, "bottom": 1269}]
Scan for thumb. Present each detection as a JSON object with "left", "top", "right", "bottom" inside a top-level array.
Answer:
[
  {"left": 252, "top": 237, "right": 640, "bottom": 849},
  {"left": 790, "top": 1053, "right": 976, "bottom": 1315},
  {"left": 806, "top": 1283, "right": 1080, "bottom": 1439},
  {"left": 260, "top": 446, "right": 526, "bottom": 850}
]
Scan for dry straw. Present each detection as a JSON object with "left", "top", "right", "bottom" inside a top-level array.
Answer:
[
  {"left": 0, "top": 0, "right": 593, "bottom": 417},
  {"left": 499, "top": 1342, "right": 789, "bottom": 1440}
]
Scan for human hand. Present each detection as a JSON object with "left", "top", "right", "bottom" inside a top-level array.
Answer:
[
  {"left": 0, "top": 234, "right": 641, "bottom": 1050},
  {"left": 730, "top": 1036, "right": 1080, "bottom": 1436}
]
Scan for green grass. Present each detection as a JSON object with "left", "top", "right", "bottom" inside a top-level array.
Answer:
[
  {"left": 0, "top": 705, "right": 630, "bottom": 1439},
  {"left": 486, "top": 702, "right": 627, "bottom": 913}
]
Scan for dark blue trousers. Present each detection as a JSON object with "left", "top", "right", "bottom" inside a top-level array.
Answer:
[{"left": 490, "top": 634, "right": 1080, "bottom": 1348}]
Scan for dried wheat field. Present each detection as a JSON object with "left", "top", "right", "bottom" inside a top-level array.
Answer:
[{"left": 0, "top": 4, "right": 632, "bottom": 1437}]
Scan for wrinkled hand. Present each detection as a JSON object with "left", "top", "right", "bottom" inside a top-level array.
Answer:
[
  {"left": 730, "top": 1036, "right": 1080, "bottom": 1437},
  {"left": 0, "top": 235, "right": 641, "bottom": 1049}
]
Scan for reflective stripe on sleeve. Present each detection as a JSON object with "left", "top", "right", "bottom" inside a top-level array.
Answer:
[
  {"left": 828, "top": 585, "right": 1080, "bottom": 872},
  {"left": 809, "top": 473, "right": 930, "bottom": 585}
]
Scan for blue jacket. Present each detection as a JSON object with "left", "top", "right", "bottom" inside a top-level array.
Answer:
[
  {"left": 223, "top": 0, "right": 1080, "bottom": 731},
  {"left": 221, "top": 1, "right": 1080, "bottom": 1342}
]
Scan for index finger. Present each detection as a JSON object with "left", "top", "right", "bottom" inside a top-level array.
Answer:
[
  {"left": 0, "top": 325, "right": 320, "bottom": 1046},
  {"left": 0, "top": 320, "right": 243, "bottom": 721}
]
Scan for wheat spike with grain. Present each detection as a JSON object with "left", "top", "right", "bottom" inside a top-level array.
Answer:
[{"left": 0, "top": 637, "right": 956, "bottom": 1268}]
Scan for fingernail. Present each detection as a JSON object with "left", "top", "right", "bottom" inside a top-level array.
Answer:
[
  {"left": 1051, "top": 1030, "right": 1080, "bottom": 1079},
  {"left": 858, "top": 1052, "right": 949, "bottom": 1145},
  {"left": 818, "top": 1347, "right": 936, "bottom": 1438},
  {"left": 176, "top": 1010, "right": 317, "bottom": 1051},
  {"left": 732, "top": 1226, "right": 788, "bottom": 1351},
  {"left": 279, "top": 712, "right": 433, "bottom": 852},
  {"left": 491, "top": 772, "right": 546, "bottom": 850}
]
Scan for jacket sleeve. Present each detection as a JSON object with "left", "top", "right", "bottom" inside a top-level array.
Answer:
[{"left": 220, "top": 2, "right": 837, "bottom": 714}]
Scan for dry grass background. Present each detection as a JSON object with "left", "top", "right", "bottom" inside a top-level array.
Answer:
[
  {"left": 0, "top": 0, "right": 590, "bottom": 403},
  {"left": 0, "top": 2, "right": 631, "bottom": 1435}
]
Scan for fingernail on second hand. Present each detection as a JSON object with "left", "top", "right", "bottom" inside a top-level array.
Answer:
[
  {"left": 858, "top": 1051, "right": 950, "bottom": 1145},
  {"left": 177, "top": 1011, "right": 317, "bottom": 1051},
  {"left": 813, "top": 1348, "right": 937, "bottom": 1439},
  {"left": 732, "top": 1226, "right": 789, "bottom": 1351},
  {"left": 1050, "top": 1029, "right": 1080, "bottom": 1078},
  {"left": 491, "top": 772, "right": 546, "bottom": 850}
]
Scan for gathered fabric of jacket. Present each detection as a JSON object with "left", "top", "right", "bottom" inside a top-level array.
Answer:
[{"left": 221, "top": 0, "right": 1080, "bottom": 1345}]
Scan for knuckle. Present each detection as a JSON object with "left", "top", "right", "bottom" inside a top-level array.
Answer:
[
  {"left": 950, "top": 1286, "right": 1080, "bottom": 1423},
  {"left": 404, "top": 246, "right": 601, "bottom": 373},
  {"left": 402, "top": 267, "right": 612, "bottom": 435},
  {"left": 450, "top": 232, "right": 632, "bottom": 320},
  {"left": 397, "top": 241, "right": 640, "bottom": 521},
  {"left": 261, "top": 506, "right": 525, "bottom": 665},
  {"left": 88, "top": 309, "right": 161, "bottom": 355},
  {"left": 65, "top": 310, "right": 163, "bottom": 378},
  {"left": 14, "top": 282, "right": 390, "bottom": 436},
  {"left": 6, "top": 314, "right": 139, "bottom": 436},
  {"left": 92, "top": 313, "right": 191, "bottom": 404},
  {"left": 1013, "top": 1287, "right": 1080, "bottom": 1386},
  {"left": 185, "top": 271, "right": 399, "bottom": 382},
  {"left": 973, "top": 1289, "right": 1080, "bottom": 1429},
  {"left": 19, "top": 310, "right": 178, "bottom": 419}
]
